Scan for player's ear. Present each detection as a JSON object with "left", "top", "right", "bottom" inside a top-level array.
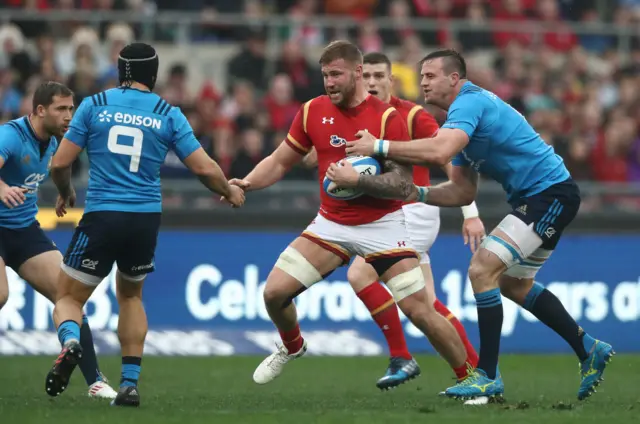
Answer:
[
  {"left": 36, "top": 104, "right": 46, "bottom": 118},
  {"left": 355, "top": 63, "right": 363, "bottom": 78},
  {"left": 450, "top": 72, "right": 460, "bottom": 87}
]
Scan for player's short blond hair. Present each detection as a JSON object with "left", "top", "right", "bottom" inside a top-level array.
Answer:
[{"left": 319, "top": 40, "right": 363, "bottom": 66}]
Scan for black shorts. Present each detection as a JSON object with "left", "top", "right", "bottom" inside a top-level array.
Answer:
[
  {"left": 509, "top": 178, "right": 581, "bottom": 250},
  {"left": 63, "top": 211, "right": 161, "bottom": 282},
  {"left": 0, "top": 221, "right": 58, "bottom": 271}
]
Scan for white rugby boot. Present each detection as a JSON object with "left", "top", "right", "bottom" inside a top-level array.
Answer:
[
  {"left": 88, "top": 373, "right": 118, "bottom": 399},
  {"left": 253, "top": 340, "right": 308, "bottom": 384}
]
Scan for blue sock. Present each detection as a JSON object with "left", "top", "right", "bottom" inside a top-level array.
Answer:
[
  {"left": 523, "top": 282, "right": 588, "bottom": 361},
  {"left": 57, "top": 320, "right": 81, "bottom": 346},
  {"left": 475, "top": 288, "right": 503, "bottom": 380},
  {"left": 121, "top": 356, "right": 141, "bottom": 388},
  {"left": 78, "top": 315, "right": 102, "bottom": 385}
]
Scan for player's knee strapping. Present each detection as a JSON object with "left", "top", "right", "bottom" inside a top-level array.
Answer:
[
  {"left": 274, "top": 246, "right": 323, "bottom": 288},
  {"left": 480, "top": 215, "right": 547, "bottom": 278},
  {"left": 385, "top": 266, "right": 425, "bottom": 301}
]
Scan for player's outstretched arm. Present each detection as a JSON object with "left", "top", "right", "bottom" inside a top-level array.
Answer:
[
  {"left": 240, "top": 141, "right": 304, "bottom": 191},
  {"left": 346, "top": 128, "right": 469, "bottom": 168},
  {"left": 355, "top": 160, "right": 414, "bottom": 200},
  {"left": 182, "top": 147, "right": 235, "bottom": 197},
  {"left": 412, "top": 164, "right": 478, "bottom": 207}
]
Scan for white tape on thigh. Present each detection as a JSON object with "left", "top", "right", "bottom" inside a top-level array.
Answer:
[
  {"left": 504, "top": 247, "right": 553, "bottom": 279},
  {"left": 274, "top": 246, "right": 323, "bottom": 288},
  {"left": 118, "top": 271, "right": 146, "bottom": 282},
  {"left": 496, "top": 214, "right": 543, "bottom": 259},
  {"left": 385, "top": 266, "right": 425, "bottom": 301},
  {"left": 60, "top": 263, "right": 102, "bottom": 286},
  {"left": 480, "top": 235, "right": 522, "bottom": 268}
]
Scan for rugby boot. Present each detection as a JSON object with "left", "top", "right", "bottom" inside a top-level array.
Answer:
[{"left": 376, "top": 356, "right": 421, "bottom": 390}]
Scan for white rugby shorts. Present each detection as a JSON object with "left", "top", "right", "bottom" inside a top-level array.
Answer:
[
  {"left": 402, "top": 203, "right": 440, "bottom": 265},
  {"left": 302, "top": 209, "right": 418, "bottom": 264}
]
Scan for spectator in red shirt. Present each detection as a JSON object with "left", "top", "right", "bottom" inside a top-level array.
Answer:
[
  {"left": 492, "top": 0, "right": 534, "bottom": 48},
  {"left": 538, "top": 0, "right": 578, "bottom": 52},
  {"left": 263, "top": 74, "right": 301, "bottom": 132}
]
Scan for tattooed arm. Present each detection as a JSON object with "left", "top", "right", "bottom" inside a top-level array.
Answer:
[{"left": 355, "top": 159, "right": 414, "bottom": 200}]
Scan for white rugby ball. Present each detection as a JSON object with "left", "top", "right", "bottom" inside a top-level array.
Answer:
[{"left": 323, "top": 156, "right": 382, "bottom": 200}]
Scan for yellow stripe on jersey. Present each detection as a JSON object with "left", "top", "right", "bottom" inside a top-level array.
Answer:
[
  {"left": 303, "top": 99, "right": 313, "bottom": 134},
  {"left": 287, "top": 133, "right": 310, "bottom": 153},
  {"left": 379, "top": 107, "right": 396, "bottom": 139},
  {"left": 407, "top": 105, "right": 423, "bottom": 140}
]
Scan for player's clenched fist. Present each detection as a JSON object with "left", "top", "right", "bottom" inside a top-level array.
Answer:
[
  {"left": 345, "top": 130, "right": 376, "bottom": 157},
  {"left": 0, "top": 184, "right": 27, "bottom": 208}
]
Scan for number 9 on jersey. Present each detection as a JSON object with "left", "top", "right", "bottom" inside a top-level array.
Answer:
[{"left": 107, "top": 125, "right": 144, "bottom": 173}]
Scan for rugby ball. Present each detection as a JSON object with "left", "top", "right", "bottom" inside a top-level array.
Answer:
[{"left": 323, "top": 156, "right": 382, "bottom": 200}]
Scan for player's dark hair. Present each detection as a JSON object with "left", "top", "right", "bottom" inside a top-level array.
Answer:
[
  {"left": 118, "top": 42, "right": 159, "bottom": 91},
  {"left": 32, "top": 81, "right": 73, "bottom": 113},
  {"left": 420, "top": 49, "right": 467, "bottom": 79},
  {"left": 363, "top": 52, "right": 392, "bottom": 71},
  {"left": 319, "top": 40, "right": 363, "bottom": 66}
]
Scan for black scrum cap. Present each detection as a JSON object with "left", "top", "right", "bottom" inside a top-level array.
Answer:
[{"left": 118, "top": 42, "right": 159, "bottom": 91}]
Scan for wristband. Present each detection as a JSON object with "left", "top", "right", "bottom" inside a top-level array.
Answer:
[
  {"left": 461, "top": 201, "right": 479, "bottom": 219},
  {"left": 416, "top": 186, "right": 429, "bottom": 203},
  {"left": 375, "top": 139, "right": 390, "bottom": 157}
]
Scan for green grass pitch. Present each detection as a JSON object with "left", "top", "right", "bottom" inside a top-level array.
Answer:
[{"left": 1, "top": 354, "right": 637, "bottom": 424}]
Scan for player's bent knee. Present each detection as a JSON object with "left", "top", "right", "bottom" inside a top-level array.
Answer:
[
  {"left": 274, "top": 246, "right": 323, "bottom": 288},
  {"left": 347, "top": 259, "right": 377, "bottom": 292},
  {"left": 0, "top": 291, "right": 7, "bottom": 310},
  {"left": 385, "top": 266, "right": 425, "bottom": 302}
]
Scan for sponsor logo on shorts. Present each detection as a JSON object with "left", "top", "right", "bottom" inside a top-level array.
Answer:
[
  {"left": 397, "top": 241, "right": 406, "bottom": 247},
  {"left": 544, "top": 227, "right": 556, "bottom": 238},
  {"left": 132, "top": 263, "right": 154, "bottom": 272},
  {"left": 81, "top": 259, "right": 99, "bottom": 270},
  {"left": 515, "top": 205, "right": 527, "bottom": 216}
]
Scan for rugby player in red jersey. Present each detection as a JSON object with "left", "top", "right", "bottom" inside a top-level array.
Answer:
[{"left": 225, "top": 41, "right": 468, "bottom": 388}]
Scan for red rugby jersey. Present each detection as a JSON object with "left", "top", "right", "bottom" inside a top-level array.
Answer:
[{"left": 285, "top": 95, "right": 410, "bottom": 225}]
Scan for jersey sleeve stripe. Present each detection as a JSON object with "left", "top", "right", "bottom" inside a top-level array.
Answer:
[
  {"left": 162, "top": 105, "right": 173, "bottom": 116},
  {"left": 302, "top": 99, "right": 312, "bottom": 134},
  {"left": 406, "top": 105, "right": 422, "bottom": 140},
  {"left": 379, "top": 107, "right": 396, "bottom": 139},
  {"left": 101, "top": 91, "right": 107, "bottom": 106},
  {"left": 153, "top": 99, "right": 164, "bottom": 114},
  {"left": 286, "top": 133, "right": 310, "bottom": 155},
  {"left": 158, "top": 101, "right": 170, "bottom": 116},
  {"left": 90, "top": 95, "right": 97, "bottom": 106}
]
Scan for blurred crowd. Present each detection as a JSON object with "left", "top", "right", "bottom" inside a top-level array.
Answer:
[{"left": 1, "top": 0, "right": 640, "bottom": 186}]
